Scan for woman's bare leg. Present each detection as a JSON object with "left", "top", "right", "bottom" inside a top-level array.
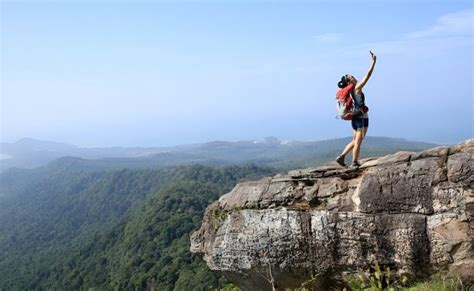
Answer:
[
  {"left": 352, "top": 129, "right": 364, "bottom": 162},
  {"left": 341, "top": 130, "right": 357, "bottom": 157}
]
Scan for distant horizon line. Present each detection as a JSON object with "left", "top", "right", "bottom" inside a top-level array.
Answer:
[{"left": 0, "top": 135, "right": 458, "bottom": 149}]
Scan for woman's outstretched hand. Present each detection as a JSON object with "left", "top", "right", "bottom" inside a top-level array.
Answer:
[
  {"left": 356, "top": 51, "right": 377, "bottom": 90},
  {"left": 370, "top": 50, "right": 377, "bottom": 62}
]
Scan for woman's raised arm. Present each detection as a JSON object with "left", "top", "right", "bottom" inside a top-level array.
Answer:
[{"left": 355, "top": 51, "right": 377, "bottom": 91}]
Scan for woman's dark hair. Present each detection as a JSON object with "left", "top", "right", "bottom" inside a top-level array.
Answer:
[{"left": 338, "top": 75, "right": 348, "bottom": 88}]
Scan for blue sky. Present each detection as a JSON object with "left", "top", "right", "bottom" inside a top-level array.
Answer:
[{"left": 1, "top": 1, "right": 473, "bottom": 147}]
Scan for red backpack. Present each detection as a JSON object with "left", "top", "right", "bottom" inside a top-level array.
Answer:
[{"left": 335, "top": 84, "right": 369, "bottom": 120}]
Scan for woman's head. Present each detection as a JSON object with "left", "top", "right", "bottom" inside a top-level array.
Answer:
[{"left": 338, "top": 74, "right": 357, "bottom": 88}]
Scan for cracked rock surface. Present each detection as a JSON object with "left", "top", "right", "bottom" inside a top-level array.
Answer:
[{"left": 190, "top": 140, "right": 473, "bottom": 290}]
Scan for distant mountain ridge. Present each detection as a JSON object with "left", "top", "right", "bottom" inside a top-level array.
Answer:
[
  {"left": 1, "top": 141, "right": 471, "bottom": 290},
  {"left": 1, "top": 136, "right": 438, "bottom": 173}
]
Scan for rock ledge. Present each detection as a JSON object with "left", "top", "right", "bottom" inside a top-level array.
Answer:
[{"left": 190, "top": 140, "right": 473, "bottom": 290}]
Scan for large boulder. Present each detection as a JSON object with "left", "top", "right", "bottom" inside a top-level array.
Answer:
[{"left": 190, "top": 140, "right": 473, "bottom": 290}]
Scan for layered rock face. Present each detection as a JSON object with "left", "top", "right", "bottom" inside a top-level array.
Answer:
[{"left": 190, "top": 140, "right": 473, "bottom": 290}]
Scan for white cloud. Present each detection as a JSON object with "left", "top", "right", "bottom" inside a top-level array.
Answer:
[
  {"left": 330, "top": 9, "right": 473, "bottom": 59},
  {"left": 314, "top": 33, "right": 343, "bottom": 43},
  {"left": 405, "top": 9, "right": 474, "bottom": 39}
]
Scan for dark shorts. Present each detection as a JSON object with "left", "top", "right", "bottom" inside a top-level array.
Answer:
[{"left": 351, "top": 118, "right": 369, "bottom": 130}]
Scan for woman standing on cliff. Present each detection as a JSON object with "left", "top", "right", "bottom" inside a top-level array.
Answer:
[{"left": 336, "top": 51, "right": 377, "bottom": 168}]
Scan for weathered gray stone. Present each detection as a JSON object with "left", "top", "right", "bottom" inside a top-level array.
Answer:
[
  {"left": 427, "top": 212, "right": 472, "bottom": 278},
  {"left": 447, "top": 152, "right": 473, "bottom": 185},
  {"left": 190, "top": 140, "right": 474, "bottom": 289},
  {"left": 432, "top": 182, "right": 465, "bottom": 214},
  {"left": 449, "top": 138, "right": 474, "bottom": 155},
  {"left": 411, "top": 145, "right": 450, "bottom": 161},
  {"left": 358, "top": 157, "right": 446, "bottom": 214},
  {"left": 315, "top": 177, "right": 348, "bottom": 198},
  {"left": 332, "top": 212, "right": 429, "bottom": 274},
  {"left": 359, "top": 157, "right": 379, "bottom": 169},
  {"left": 218, "top": 178, "right": 271, "bottom": 210},
  {"left": 376, "top": 151, "right": 413, "bottom": 166}
]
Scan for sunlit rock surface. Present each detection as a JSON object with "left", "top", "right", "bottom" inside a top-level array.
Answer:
[{"left": 190, "top": 140, "right": 473, "bottom": 290}]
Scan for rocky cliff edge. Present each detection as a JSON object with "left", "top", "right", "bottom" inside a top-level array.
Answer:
[{"left": 190, "top": 139, "right": 473, "bottom": 290}]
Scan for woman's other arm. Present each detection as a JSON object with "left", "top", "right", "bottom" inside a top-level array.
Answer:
[{"left": 355, "top": 51, "right": 377, "bottom": 91}]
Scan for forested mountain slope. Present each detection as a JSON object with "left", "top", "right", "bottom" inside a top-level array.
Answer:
[{"left": 0, "top": 164, "right": 275, "bottom": 290}]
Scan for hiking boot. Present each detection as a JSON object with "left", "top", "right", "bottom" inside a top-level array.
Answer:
[
  {"left": 350, "top": 161, "right": 361, "bottom": 168},
  {"left": 336, "top": 155, "right": 346, "bottom": 167}
]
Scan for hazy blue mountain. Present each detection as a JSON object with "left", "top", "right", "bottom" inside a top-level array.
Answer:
[
  {"left": 1, "top": 137, "right": 78, "bottom": 152},
  {"left": 0, "top": 136, "right": 439, "bottom": 173},
  {"left": 0, "top": 138, "right": 172, "bottom": 172}
]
